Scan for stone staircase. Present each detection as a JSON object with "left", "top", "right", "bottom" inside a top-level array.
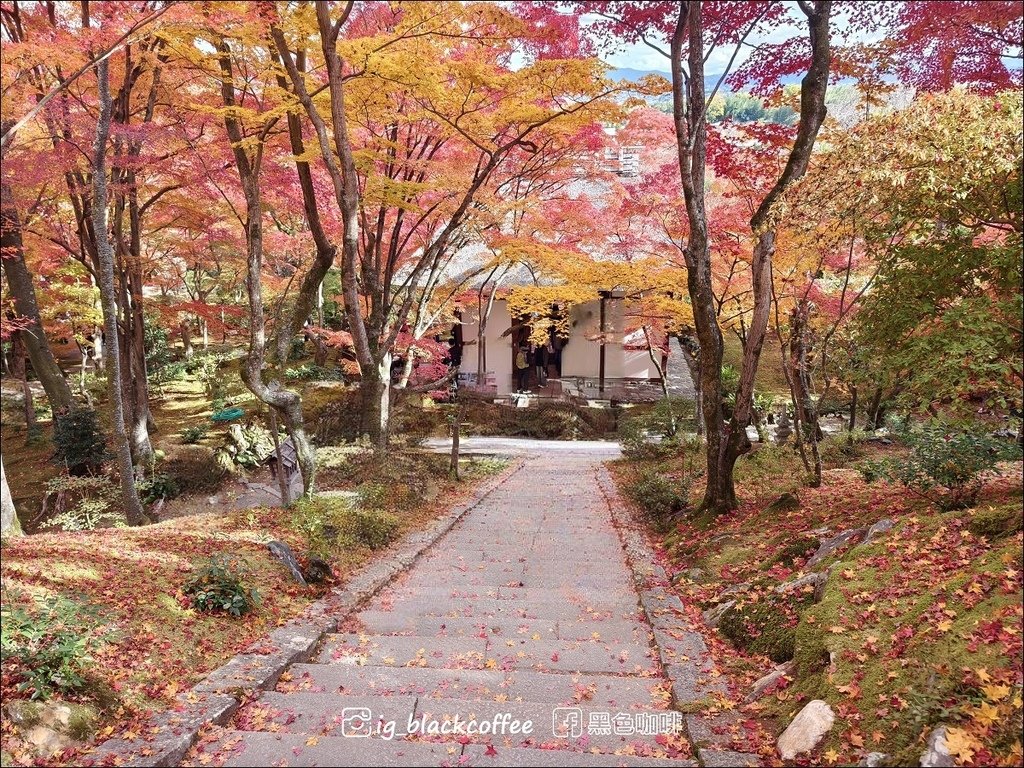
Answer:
[{"left": 186, "top": 457, "right": 698, "bottom": 767}]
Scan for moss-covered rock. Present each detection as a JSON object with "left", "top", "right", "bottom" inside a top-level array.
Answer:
[
  {"left": 771, "top": 534, "right": 820, "bottom": 568},
  {"left": 967, "top": 505, "right": 1023, "bottom": 539},
  {"left": 718, "top": 592, "right": 807, "bottom": 663}
]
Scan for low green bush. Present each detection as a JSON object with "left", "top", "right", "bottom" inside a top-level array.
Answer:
[
  {"left": 41, "top": 474, "right": 123, "bottom": 531},
  {"left": 292, "top": 495, "right": 351, "bottom": 559},
  {"left": 860, "top": 421, "right": 1021, "bottom": 510},
  {"left": 136, "top": 472, "right": 179, "bottom": 504},
  {"left": 626, "top": 469, "right": 687, "bottom": 525},
  {"left": 180, "top": 424, "right": 209, "bottom": 444},
  {"left": 0, "top": 594, "right": 110, "bottom": 700},
  {"left": 347, "top": 508, "right": 400, "bottom": 550},
  {"left": 184, "top": 554, "right": 260, "bottom": 617}
]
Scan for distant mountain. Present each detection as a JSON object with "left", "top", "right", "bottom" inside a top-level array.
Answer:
[{"left": 608, "top": 67, "right": 804, "bottom": 92}]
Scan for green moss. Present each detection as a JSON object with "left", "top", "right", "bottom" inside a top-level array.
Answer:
[
  {"left": 771, "top": 534, "right": 819, "bottom": 568},
  {"left": 65, "top": 703, "right": 98, "bottom": 741},
  {"left": 967, "top": 503, "right": 1022, "bottom": 539},
  {"left": 718, "top": 593, "right": 807, "bottom": 663}
]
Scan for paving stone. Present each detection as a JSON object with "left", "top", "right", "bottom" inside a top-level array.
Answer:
[
  {"left": 354, "top": 612, "right": 560, "bottom": 639},
  {"left": 461, "top": 744, "right": 698, "bottom": 766},
  {"left": 664, "top": 662, "right": 728, "bottom": 704},
  {"left": 697, "top": 748, "right": 761, "bottom": 767},
  {"left": 284, "top": 664, "right": 664, "bottom": 708},
  {"left": 195, "top": 732, "right": 464, "bottom": 767},
  {"left": 317, "top": 634, "right": 488, "bottom": 667}
]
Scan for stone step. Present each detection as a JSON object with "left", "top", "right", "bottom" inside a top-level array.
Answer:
[
  {"left": 359, "top": 598, "right": 639, "bottom": 622},
  {"left": 409, "top": 698, "right": 682, "bottom": 751},
  {"left": 318, "top": 634, "right": 487, "bottom": 668},
  {"left": 192, "top": 730, "right": 462, "bottom": 767},
  {"left": 486, "top": 636, "right": 658, "bottom": 675},
  {"left": 232, "top": 693, "right": 684, "bottom": 753},
  {"left": 281, "top": 663, "right": 666, "bottom": 708},
  {"left": 352, "top": 612, "right": 561, "bottom": 639},
  {"left": 461, "top": 743, "right": 697, "bottom": 767}
]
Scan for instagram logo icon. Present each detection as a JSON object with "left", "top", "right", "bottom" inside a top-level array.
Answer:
[{"left": 340, "top": 707, "right": 374, "bottom": 738}]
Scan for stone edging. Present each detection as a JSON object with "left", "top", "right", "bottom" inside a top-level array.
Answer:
[
  {"left": 594, "top": 464, "right": 761, "bottom": 768},
  {"left": 86, "top": 458, "right": 527, "bottom": 768}
]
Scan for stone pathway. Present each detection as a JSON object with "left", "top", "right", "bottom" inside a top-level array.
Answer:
[{"left": 185, "top": 449, "right": 708, "bottom": 767}]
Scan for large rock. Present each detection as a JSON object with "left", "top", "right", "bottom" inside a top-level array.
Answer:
[
  {"left": 745, "top": 661, "right": 795, "bottom": 703},
  {"left": 775, "top": 571, "right": 827, "bottom": 597},
  {"left": 806, "top": 528, "right": 866, "bottom": 568},
  {"left": 703, "top": 600, "right": 735, "bottom": 629},
  {"left": 858, "top": 752, "right": 889, "bottom": 767},
  {"left": 865, "top": 518, "right": 895, "bottom": 541},
  {"left": 267, "top": 540, "right": 308, "bottom": 585},
  {"left": 920, "top": 726, "right": 956, "bottom": 767},
  {"left": 776, "top": 699, "right": 835, "bottom": 760}
]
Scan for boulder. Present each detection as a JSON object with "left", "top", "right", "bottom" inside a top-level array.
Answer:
[
  {"left": 745, "top": 660, "right": 795, "bottom": 703},
  {"left": 703, "top": 600, "right": 735, "bottom": 629},
  {"left": 764, "top": 492, "right": 800, "bottom": 514},
  {"left": 775, "top": 571, "right": 827, "bottom": 597},
  {"left": 807, "top": 528, "right": 866, "bottom": 568},
  {"left": 776, "top": 699, "right": 835, "bottom": 760},
  {"left": 267, "top": 540, "right": 308, "bottom": 586},
  {"left": 920, "top": 726, "right": 956, "bottom": 768},
  {"left": 865, "top": 518, "right": 894, "bottom": 541},
  {"left": 858, "top": 752, "right": 889, "bottom": 767}
]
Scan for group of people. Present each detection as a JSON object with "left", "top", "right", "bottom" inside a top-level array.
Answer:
[{"left": 514, "top": 342, "right": 555, "bottom": 393}]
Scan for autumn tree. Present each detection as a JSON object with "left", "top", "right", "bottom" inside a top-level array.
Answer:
[{"left": 270, "top": 0, "right": 619, "bottom": 450}]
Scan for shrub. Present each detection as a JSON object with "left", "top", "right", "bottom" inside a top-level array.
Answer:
[
  {"left": 625, "top": 469, "right": 687, "bottom": 524},
  {"left": 291, "top": 495, "right": 351, "bottom": 559},
  {"left": 356, "top": 482, "right": 390, "bottom": 510},
  {"left": 284, "top": 363, "right": 339, "bottom": 381},
  {"left": 0, "top": 594, "right": 110, "bottom": 700},
  {"left": 771, "top": 535, "right": 819, "bottom": 567},
  {"left": 618, "top": 399, "right": 696, "bottom": 459},
  {"left": 347, "top": 508, "right": 400, "bottom": 550},
  {"left": 860, "top": 421, "right": 1021, "bottom": 510},
  {"left": 41, "top": 474, "right": 123, "bottom": 531},
  {"left": 136, "top": 472, "right": 179, "bottom": 504},
  {"left": 180, "top": 424, "right": 209, "bottom": 444},
  {"left": 184, "top": 555, "right": 260, "bottom": 617},
  {"left": 162, "top": 446, "right": 227, "bottom": 495},
  {"left": 52, "top": 407, "right": 108, "bottom": 475}
]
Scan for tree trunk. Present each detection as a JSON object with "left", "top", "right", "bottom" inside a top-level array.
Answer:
[
  {"left": 91, "top": 58, "right": 147, "bottom": 526},
  {"left": 1, "top": 453, "right": 22, "bottom": 538},
  {"left": 866, "top": 386, "right": 884, "bottom": 430},
  {"left": 218, "top": 40, "right": 316, "bottom": 501},
  {"left": 450, "top": 404, "right": 462, "bottom": 480},
  {"left": 1, "top": 181, "right": 74, "bottom": 418},
  {"left": 848, "top": 384, "right": 858, "bottom": 442},
  {"left": 671, "top": 3, "right": 734, "bottom": 513},
  {"left": 10, "top": 330, "right": 39, "bottom": 439},
  {"left": 180, "top": 319, "right": 194, "bottom": 358},
  {"left": 361, "top": 353, "right": 392, "bottom": 451},
  {"left": 679, "top": 1, "right": 833, "bottom": 513}
]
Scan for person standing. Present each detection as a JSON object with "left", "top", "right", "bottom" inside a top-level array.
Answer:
[
  {"left": 515, "top": 345, "right": 530, "bottom": 392},
  {"left": 534, "top": 342, "right": 548, "bottom": 386}
]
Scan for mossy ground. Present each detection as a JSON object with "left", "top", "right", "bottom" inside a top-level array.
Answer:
[{"left": 611, "top": 439, "right": 1023, "bottom": 766}]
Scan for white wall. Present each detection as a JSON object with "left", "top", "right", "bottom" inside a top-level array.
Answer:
[{"left": 459, "top": 300, "right": 513, "bottom": 394}]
